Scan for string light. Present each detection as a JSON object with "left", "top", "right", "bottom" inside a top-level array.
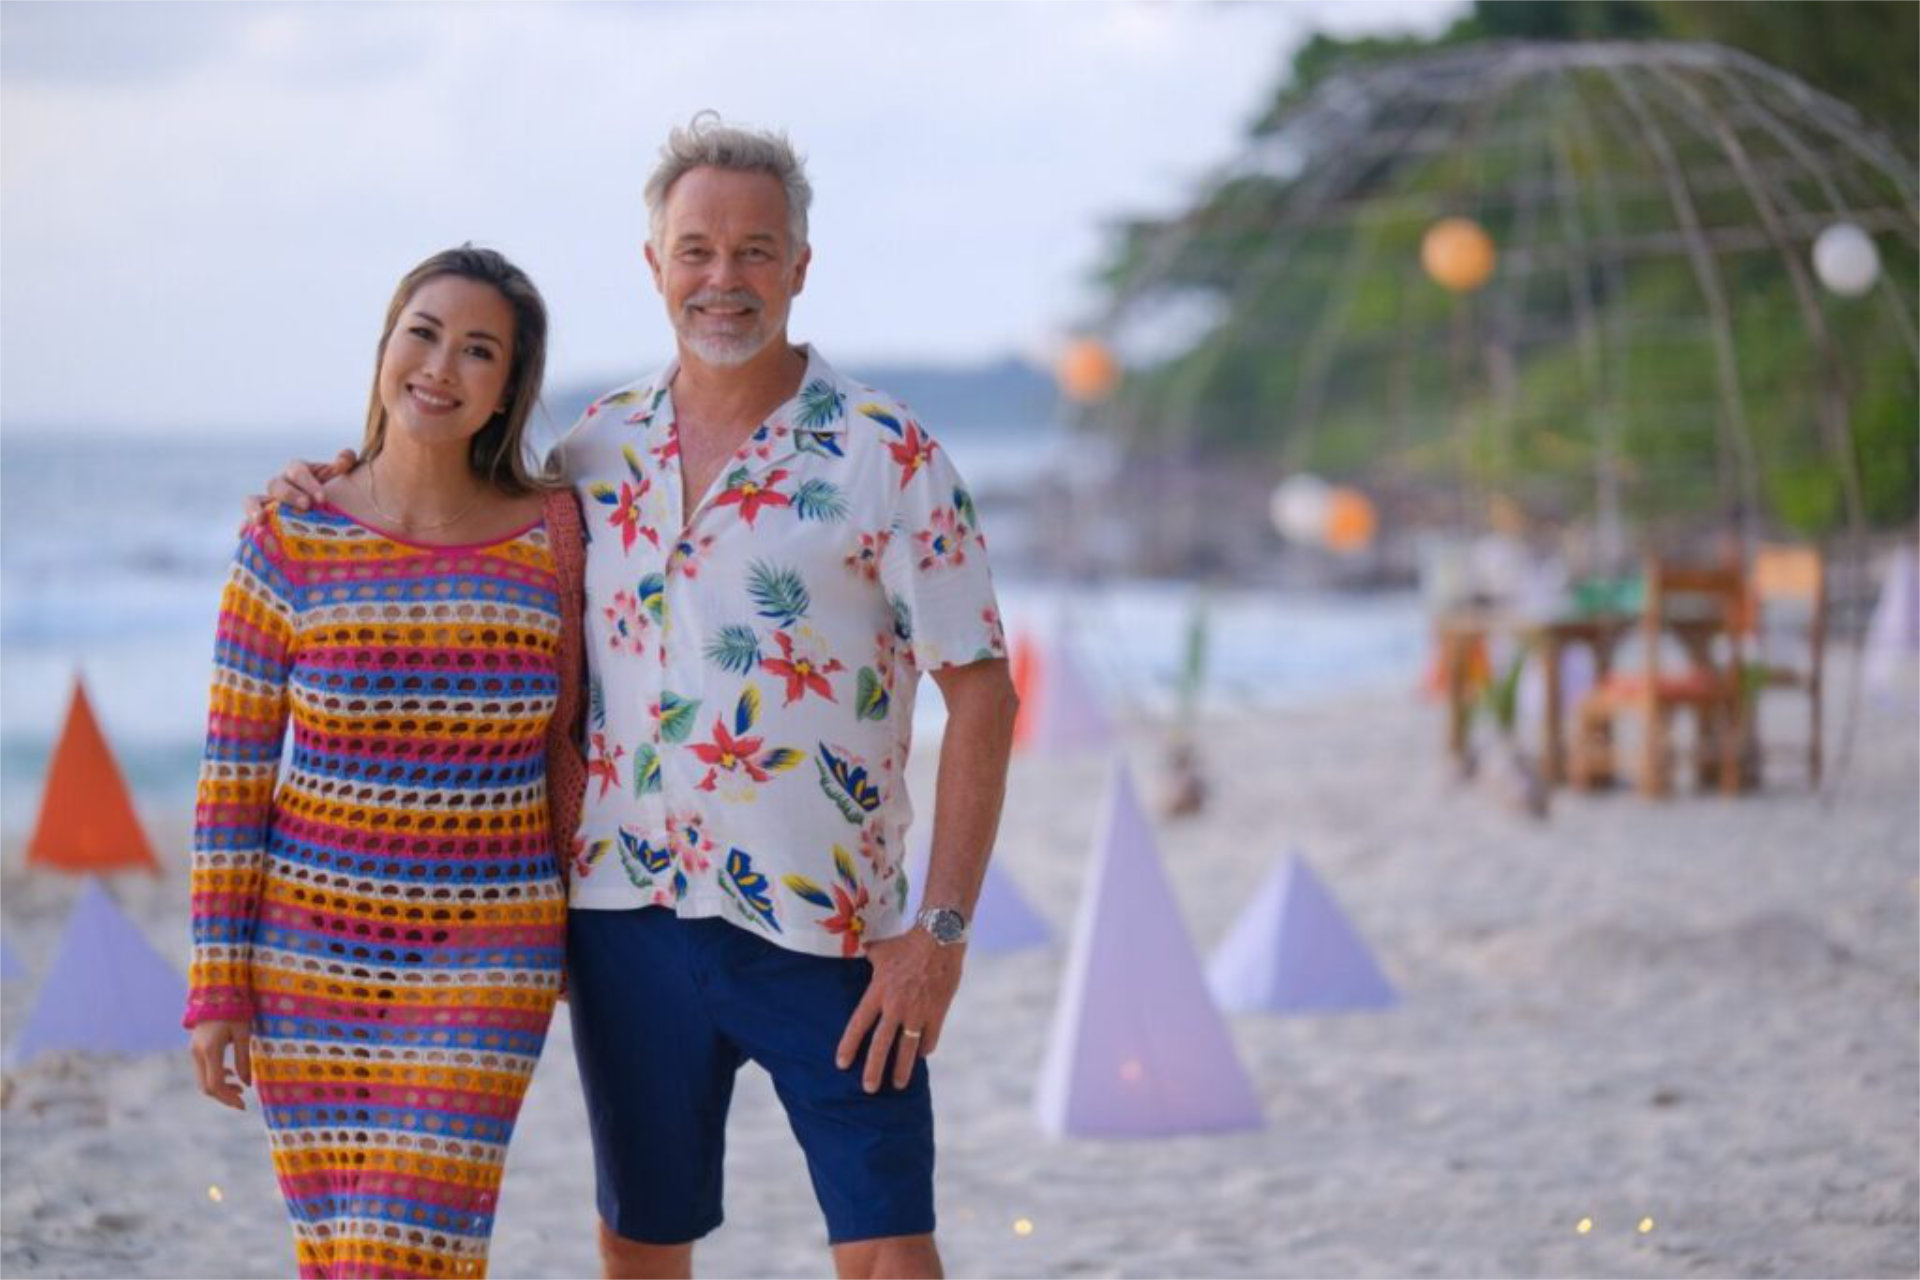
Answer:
[
  {"left": 1322, "top": 487, "right": 1379, "bottom": 554},
  {"left": 1057, "top": 338, "right": 1121, "bottom": 404},
  {"left": 1812, "top": 223, "right": 1881, "bottom": 297},
  {"left": 1575, "top": 1217, "right": 1593, "bottom": 1235},
  {"left": 1421, "top": 217, "right": 1497, "bottom": 293},
  {"left": 1013, "top": 1218, "right": 1035, "bottom": 1237},
  {"left": 208, "top": 1185, "right": 225, "bottom": 1204},
  {"left": 1639, "top": 1218, "right": 1655, "bottom": 1234}
]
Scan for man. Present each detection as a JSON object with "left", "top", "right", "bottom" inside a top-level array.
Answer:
[{"left": 270, "top": 113, "right": 1016, "bottom": 1280}]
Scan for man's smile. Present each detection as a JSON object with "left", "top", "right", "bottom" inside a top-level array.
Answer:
[{"left": 685, "top": 289, "right": 763, "bottom": 331}]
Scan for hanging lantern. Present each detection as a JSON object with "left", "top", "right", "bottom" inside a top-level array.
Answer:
[
  {"left": 1057, "top": 338, "right": 1121, "bottom": 403},
  {"left": 1812, "top": 222, "right": 1881, "bottom": 297},
  {"left": 1421, "top": 217, "right": 1497, "bottom": 293},
  {"left": 1269, "top": 473, "right": 1331, "bottom": 545},
  {"left": 1322, "top": 487, "right": 1378, "bottom": 554}
]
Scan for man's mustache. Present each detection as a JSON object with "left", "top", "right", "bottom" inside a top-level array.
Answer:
[{"left": 685, "top": 290, "right": 762, "bottom": 314}]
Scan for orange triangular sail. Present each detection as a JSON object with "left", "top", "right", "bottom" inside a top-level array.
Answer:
[
  {"left": 1010, "top": 631, "right": 1042, "bottom": 750},
  {"left": 26, "top": 679, "right": 160, "bottom": 874}
]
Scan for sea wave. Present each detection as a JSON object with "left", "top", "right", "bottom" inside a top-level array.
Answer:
[{"left": 0, "top": 431, "right": 1426, "bottom": 829}]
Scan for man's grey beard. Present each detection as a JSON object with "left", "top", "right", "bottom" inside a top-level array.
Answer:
[
  {"left": 678, "top": 290, "right": 773, "bottom": 367},
  {"left": 682, "top": 327, "right": 773, "bottom": 366}
]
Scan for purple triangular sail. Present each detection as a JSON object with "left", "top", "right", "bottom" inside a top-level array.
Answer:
[
  {"left": 1031, "top": 633, "right": 1114, "bottom": 754},
  {"left": 1207, "top": 852, "right": 1397, "bottom": 1014},
  {"left": 1035, "top": 761, "right": 1263, "bottom": 1138},
  {"left": 905, "top": 832, "right": 1049, "bottom": 953},
  {"left": 1866, "top": 544, "right": 1919, "bottom": 690},
  {"left": 12, "top": 879, "right": 189, "bottom": 1065}
]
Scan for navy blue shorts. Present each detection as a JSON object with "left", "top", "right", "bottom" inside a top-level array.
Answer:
[{"left": 566, "top": 908, "right": 936, "bottom": 1246}]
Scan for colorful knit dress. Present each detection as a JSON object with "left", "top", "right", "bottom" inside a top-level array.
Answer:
[{"left": 185, "top": 497, "right": 585, "bottom": 1280}]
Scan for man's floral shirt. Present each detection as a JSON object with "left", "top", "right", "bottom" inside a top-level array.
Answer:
[{"left": 553, "top": 347, "right": 1006, "bottom": 958}]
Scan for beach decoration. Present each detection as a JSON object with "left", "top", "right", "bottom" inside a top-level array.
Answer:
[
  {"left": 12, "top": 879, "right": 188, "bottom": 1066},
  {"left": 1013, "top": 630, "right": 1114, "bottom": 754},
  {"left": 1175, "top": 595, "right": 1212, "bottom": 720},
  {"left": 1162, "top": 598, "right": 1213, "bottom": 817},
  {"left": 1812, "top": 222, "right": 1882, "bottom": 297},
  {"left": 1207, "top": 852, "right": 1396, "bottom": 1014},
  {"left": 1, "top": 937, "right": 25, "bottom": 981},
  {"left": 26, "top": 677, "right": 160, "bottom": 874},
  {"left": 1010, "top": 631, "right": 1041, "bottom": 749},
  {"left": 1159, "top": 740, "right": 1208, "bottom": 819},
  {"left": 1270, "top": 475, "right": 1377, "bottom": 553},
  {"left": 1421, "top": 216, "right": 1497, "bottom": 293},
  {"left": 1270, "top": 473, "right": 1331, "bottom": 546},
  {"left": 1322, "top": 486, "right": 1379, "bottom": 554},
  {"left": 1864, "top": 543, "right": 1919, "bottom": 689},
  {"left": 1057, "top": 337, "right": 1121, "bottom": 404},
  {"left": 1036, "top": 763, "right": 1263, "bottom": 1138},
  {"left": 905, "top": 831, "right": 1050, "bottom": 953}
]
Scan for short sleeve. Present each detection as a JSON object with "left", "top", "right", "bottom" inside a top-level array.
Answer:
[{"left": 876, "top": 430, "right": 1007, "bottom": 673}]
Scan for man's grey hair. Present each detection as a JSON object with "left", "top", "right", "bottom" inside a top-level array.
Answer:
[{"left": 644, "top": 111, "right": 812, "bottom": 255}]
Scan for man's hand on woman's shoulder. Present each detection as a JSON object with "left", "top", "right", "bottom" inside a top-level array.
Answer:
[{"left": 239, "top": 448, "right": 359, "bottom": 532}]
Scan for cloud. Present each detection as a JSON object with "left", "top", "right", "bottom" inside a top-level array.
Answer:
[
  {"left": 0, "top": 1, "right": 1466, "bottom": 433},
  {"left": 0, "top": 2, "right": 237, "bottom": 85}
]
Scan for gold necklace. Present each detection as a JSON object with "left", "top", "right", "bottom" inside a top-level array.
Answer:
[{"left": 365, "top": 457, "right": 486, "bottom": 532}]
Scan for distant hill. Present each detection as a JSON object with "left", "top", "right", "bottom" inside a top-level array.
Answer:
[{"left": 545, "top": 355, "right": 1057, "bottom": 435}]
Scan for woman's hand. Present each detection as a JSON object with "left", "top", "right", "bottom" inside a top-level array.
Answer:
[{"left": 190, "top": 1020, "right": 255, "bottom": 1111}]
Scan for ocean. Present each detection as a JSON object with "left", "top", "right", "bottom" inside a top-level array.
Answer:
[{"left": 0, "top": 428, "right": 1425, "bottom": 838}]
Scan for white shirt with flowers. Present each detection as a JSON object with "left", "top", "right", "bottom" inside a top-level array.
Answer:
[{"left": 552, "top": 346, "right": 1007, "bottom": 959}]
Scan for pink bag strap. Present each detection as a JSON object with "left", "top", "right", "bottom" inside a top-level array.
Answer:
[
  {"left": 543, "top": 488, "right": 586, "bottom": 745},
  {"left": 542, "top": 488, "right": 589, "bottom": 887}
]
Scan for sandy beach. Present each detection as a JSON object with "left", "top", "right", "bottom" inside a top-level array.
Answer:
[{"left": 2, "top": 668, "right": 1915, "bottom": 1279}]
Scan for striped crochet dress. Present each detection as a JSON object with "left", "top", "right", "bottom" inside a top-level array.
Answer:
[{"left": 185, "top": 503, "right": 569, "bottom": 1280}]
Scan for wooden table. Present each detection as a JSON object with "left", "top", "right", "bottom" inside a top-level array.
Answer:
[
  {"left": 1437, "top": 607, "right": 1728, "bottom": 785},
  {"left": 1437, "top": 609, "right": 1634, "bottom": 784}
]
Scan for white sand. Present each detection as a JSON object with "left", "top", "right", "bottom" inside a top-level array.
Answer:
[{"left": 3, "top": 671, "right": 1915, "bottom": 1278}]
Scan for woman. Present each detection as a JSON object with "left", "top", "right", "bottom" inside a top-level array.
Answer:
[{"left": 184, "top": 245, "right": 587, "bottom": 1279}]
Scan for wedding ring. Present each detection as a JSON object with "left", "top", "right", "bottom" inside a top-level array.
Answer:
[{"left": 901, "top": 1028, "right": 924, "bottom": 1039}]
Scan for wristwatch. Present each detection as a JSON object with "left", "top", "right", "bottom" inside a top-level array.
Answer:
[{"left": 914, "top": 905, "right": 970, "bottom": 947}]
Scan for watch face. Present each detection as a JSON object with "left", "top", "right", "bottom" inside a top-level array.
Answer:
[{"left": 924, "top": 908, "right": 967, "bottom": 943}]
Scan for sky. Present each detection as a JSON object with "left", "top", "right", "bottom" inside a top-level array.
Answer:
[{"left": 1, "top": 1, "right": 1464, "bottom": 436}]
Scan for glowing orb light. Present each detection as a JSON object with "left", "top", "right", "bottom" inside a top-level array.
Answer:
[
  {"left": 1270, "top": 474, "right": 1331, "bottom": 545},
  {"left": 1421, "top": 217, "right": 1497, "bottom": 293},
  {"left": 1575, "top": 1217, "right": 1593, "bottom": 1235},
  {"left": 1638, "top": 1218, "right": 1655, "bottom": 1234},
  {"left": 1812, "top": 222, "right": 1881, "bottom": 297},
  {"left": 1322, "top": 487, "right": 1379, "bottom": 554},
  {"left": 1014, "top": 1218, "right": 1035, "bottom": 1237},
  {"left": 1058, "top": 338, "right": 1121, "bottom": 403}
]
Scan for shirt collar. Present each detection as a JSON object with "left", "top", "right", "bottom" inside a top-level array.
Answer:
[{"left": 652, "top": 344, "right": 852, "bottom": 438}]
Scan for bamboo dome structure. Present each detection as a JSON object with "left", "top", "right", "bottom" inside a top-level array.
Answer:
[{"left": 1089, "top": 40, "right": 1918, "bottom": 571}]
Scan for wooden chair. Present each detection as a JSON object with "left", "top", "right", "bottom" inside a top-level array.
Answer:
[
  {"left": 1745, "top": 543, "right": 1826, "bottom": 786},
  {"left": 1568, "top": 558, "right": 1745, "bottom": 797}
]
